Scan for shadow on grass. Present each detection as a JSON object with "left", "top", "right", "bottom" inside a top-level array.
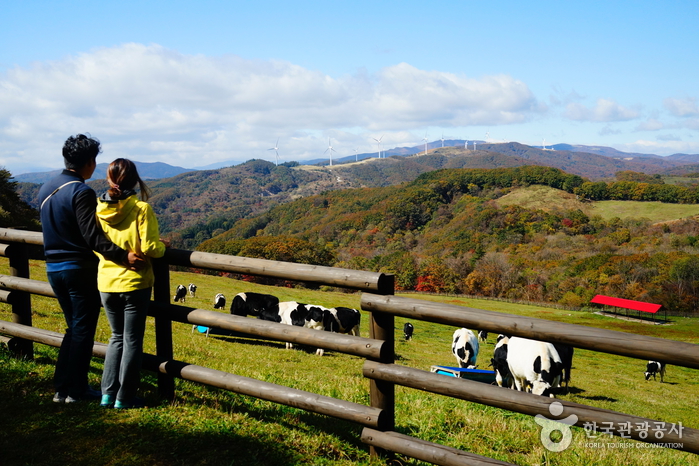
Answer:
[{"left": 0, "top": 349, "right": 368, "bottom": 466}]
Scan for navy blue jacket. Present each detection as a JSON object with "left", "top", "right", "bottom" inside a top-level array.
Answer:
[{"left": 38, "top": 170, "right": 127, "bottom": 265}]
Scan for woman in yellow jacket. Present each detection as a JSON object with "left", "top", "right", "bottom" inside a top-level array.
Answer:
[{"left": 95, "top": 158, "right": 168, "bottom": 409}]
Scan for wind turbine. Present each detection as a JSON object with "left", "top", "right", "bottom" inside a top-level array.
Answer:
[
  {"left": 464, "top": 139, "right": 468, "bottom": 149},
  {"left": 268, "top": 138, "right": 280, "bottom": 166},
  {"left": 354, "top": 147, "right": 359, "bottom": 162},
  {"left": 441, "top": 133, "right": 445, "bottom": 147},
  {"left": 324, "top": 138, "right": 336, "bottom": 166},
  {"left": 373, "top": 135, "right": 384, "bottom": 158},
  {"left": 542, "top": 138, "right": 547, "bottom": 150},
  {"left": 473, "top": 140, "right": 477, "bottom": 151},
  {"left": 422, "top": 132, "right": 429, "bottom": 155}
]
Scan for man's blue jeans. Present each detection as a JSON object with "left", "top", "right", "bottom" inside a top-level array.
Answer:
[
  {"left": 100, "top": 288, "right": 152, "bottom": 404},
  {"left": 48, "top": 267, "right": 101, "bottom": 398}
]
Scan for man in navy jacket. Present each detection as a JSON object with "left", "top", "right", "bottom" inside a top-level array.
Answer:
[{"left": 39, "top": 134, "right": 144, "bottom": 403}]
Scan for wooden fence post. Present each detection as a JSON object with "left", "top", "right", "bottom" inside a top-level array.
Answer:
[
  {"left": 152, "top": 257, "right": 174, "bottom": 400},
  {"left": 367, "top": 275, "right": 395, "bottom": 459},
  {"left": 8, "top": 243, "right": 33, "bottom": 359}
]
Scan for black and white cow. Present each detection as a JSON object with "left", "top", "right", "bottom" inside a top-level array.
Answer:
[
  {"left": 452, "top": 328, "right": 479, "bottom": 369},
  {"left": 277, "top": 301, "right": 326, "bottom": 350},
  {"left": 478, "top": 330, "right": 488, "bottom": 343},
  {"left": 322, "top": 307, "right": 361, "bottom": 336},
  {"left": 490, "top": 335, "right": 513, "bottom": 388},
  {"left": 188, "top": 283, "right": 197, "bottom": 297},
  {"left": 552, "top": 343, "right": 575, "bottom": 393},
  {"left": 645, "top": 361, "right": 666, "bottom": 382},
  {"left": 213, "top": 293, "right": 226, "bottom": 310},
  {"left": 230, "top": 292, "right": 280, "bottom": 321},
  {"left": 174, "top": 284, "right": 187, "bottom": 303},
  {"left": 403, "top": 322, "right": 414, "bottom": 341},
  {"left": 507, "top": 337, "right": 564, "bottom": 397}
]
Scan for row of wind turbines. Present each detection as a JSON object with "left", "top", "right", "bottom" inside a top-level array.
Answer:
[{"left": 267, "top": 131, "right": 543, "bottom": 167}]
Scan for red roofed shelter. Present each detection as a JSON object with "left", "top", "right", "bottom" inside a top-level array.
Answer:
[{"left": 590, "top": 295, "right": 665, "bottom": 322}]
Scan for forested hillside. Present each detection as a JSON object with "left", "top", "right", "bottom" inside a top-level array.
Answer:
[
  {"left": 199, "top": 165, "right": 699, "bottom": 314},
  {"left": 14, "top": 142, "right": 699, "bottom": 251}
]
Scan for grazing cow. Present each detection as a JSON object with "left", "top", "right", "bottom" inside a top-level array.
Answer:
[
  {"left": 490, "top": 335, "right": 513, "bottom": 388},
  {"left": 403, "top": 322, "right": 414, "bottom": 341},
  {"left": 174, "top": 284, "right": 187, "bottom": 303},
  {"left": 645, "top": 361, "right": 666, "bottom": 382},
  {"left": 552, "top": 343, "right": 575, "bottom": 393},
  {"left": 451, "top": 328, "right": 479, "bottom": 369},
  {"left": 277, "top": 301, "right": 326, "bottom": 350},
  {"left": 478, "top": 330, "right": 488, "bottom": 343},
  {"left": 322, "top": 307, "right": 361, "bottom": 336},
  {"left": 230, "top": 292, "right": 280, "bottom": 321},
  {"left": 188, "top": 283, "right": 197, "bottom": 297},
  {"left": 507, "top": 337, "right": 563, "bottom": 397},
  {"left": 213, "top": 293, "right": 226, "bottom": 310}
]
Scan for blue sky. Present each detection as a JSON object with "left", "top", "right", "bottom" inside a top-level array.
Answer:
[{"left": 1, "top": 0, "right": 698, "bottom": 175}]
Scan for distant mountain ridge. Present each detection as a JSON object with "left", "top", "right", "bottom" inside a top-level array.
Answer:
[
  {"left": 12, "top": 140, "right": 699, "bottom": 182},
  {"left": 13, "top": 161, "right": 194, "bottom": 184}
]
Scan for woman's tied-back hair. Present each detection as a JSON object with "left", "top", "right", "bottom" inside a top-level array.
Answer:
[
  {"left": 63, "top": 134, "right": 101, "bottom": 170},
  {"left": 107, "top": 158, "right": 152, "bottom": 201}
]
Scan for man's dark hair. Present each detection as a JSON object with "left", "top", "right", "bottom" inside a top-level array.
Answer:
[{"left": 62, "top": 134, "right": 101, "bottom": 170}]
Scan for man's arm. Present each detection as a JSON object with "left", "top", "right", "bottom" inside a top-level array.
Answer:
[{"left": 74, "top": 190, "right": 145, "bottom": 269}]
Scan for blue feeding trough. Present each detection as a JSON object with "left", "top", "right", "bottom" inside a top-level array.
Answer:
[
  {"left": 430, "top": 365, "right": 496, "bottom": 384},
  {"left": 191, "top": 325, "right": 211, "bottom": 336}
]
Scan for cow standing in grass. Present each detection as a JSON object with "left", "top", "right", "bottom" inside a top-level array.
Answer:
[
  {"left": 188, "top": 283, "right": 197, "bottom": 298},
  {"left": 645, "top": 361, "right": 666, "bottom": 382},
  {"left": 491, "top": 335, "right": 512, "bottom": 388},
  {"left": 452, "top": 328, "right": 479, "bottom": 369},
  {"left": 403, "top": 322, "right": 414, "bottom": 341},
  {"left": 230, "top": 292, "right": 280, "bottom": 321},
  {"left": 213, "top": 293, "right": 226, "bottom": 310},
  {"left": 174, "top": 284, "right": 186, "bottom": 303},
  {"left": 507, "top": 337, "right": 563, "bottom": 397}
]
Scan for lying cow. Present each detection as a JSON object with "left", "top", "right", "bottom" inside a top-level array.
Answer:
[
  {"left": 213, "top": 293, "right": 226, "bottom": 310},
  {"left": 490, "top": 335, "right": 513, "bottom": 388},
  {"left": 173, "top": 284, "right": 186, "bottom": 303},
  {"left": 188, "top": 283, "right": 197, "bottom": 297},
  {"left": 230, "top": 292, "right": 280, "bottom": 321},
  {"left": 452, "top": 328, "right": 479, "bottom": 369},
  {"left": 403, "top": 322, "right": 414, "bottom": 341},
  {"left": 507, "top": 337, "right": 564, "bottom": 397},
  {"left": 645, "top": 361, "right": 666, "bottom": 382}
]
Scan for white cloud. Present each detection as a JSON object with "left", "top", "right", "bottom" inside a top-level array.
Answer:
[
  {"left": 564, "top": 98, "right": 639, "bottom": 122},
  {"left": 635, "top": 119, "right": 664, "bottom": 131},
  {"left": 0, "top": 44, "right": 544, "bottom": 174},
  {"left": 619, "top": 139, "right": 699, "bottom": 156},
  {"left": 664, "top": 97, "right": 699, "bottom": 117}
]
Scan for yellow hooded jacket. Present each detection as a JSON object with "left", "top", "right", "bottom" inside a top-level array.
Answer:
[{"left": 95, "top": 193, "right": 166, "bottom": 292}]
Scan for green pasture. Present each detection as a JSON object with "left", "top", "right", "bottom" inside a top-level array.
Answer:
[
  {"left": 2, "top": 264, "right": 699, "bottom": 465},
  {"left": 589, "top": 200, "right": 699, "bottom": 223}
]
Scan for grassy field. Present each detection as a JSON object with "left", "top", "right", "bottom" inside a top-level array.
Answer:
[
  {"left": 495, "top": 185, "right": 699, "bottom": 224},
  {"left": 2, "top": 263, "right": 699, "bottom": 465}
]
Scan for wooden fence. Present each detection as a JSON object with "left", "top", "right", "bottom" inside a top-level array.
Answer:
[{"left": 1, "top": 227, "right": 698, "bottom": 465}]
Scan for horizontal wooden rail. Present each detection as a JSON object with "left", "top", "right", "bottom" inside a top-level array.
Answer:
[
  {"left": 165, "top": 248, "right": 394, "bottom": 294},
  {"left": 361, "top": 428, "right": 515, "bottom": 466},
  {"left": 361, "top": 294, "right": 699, "bottom": 370},
  {"left": 0, "top": 275, "right": 55, "bottom": 298},
  {"left": 152, "top": 303, "right": 388, "bottom": 360},
  {"left": 363, "top": 361, "right": 698, "bottom": 454},
  {"left": 0, "top": 320, "right": 384, "bottom": 428},
  {"left": 0, "top": 229, "right": 43, "bottom": 245}
]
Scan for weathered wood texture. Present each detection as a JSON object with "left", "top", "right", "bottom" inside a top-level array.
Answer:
[
  {"left": 164, "top": 248, "right": 394, "bottom": 294},
  {"left": 361, "top": 294, "right": 699, "bottom": 369},
  {"left": 361, "top": 428, "right": 516, "bottom": 466},
  {"left": 363, "top": 360, "right": 699, "bottom": 454}
]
